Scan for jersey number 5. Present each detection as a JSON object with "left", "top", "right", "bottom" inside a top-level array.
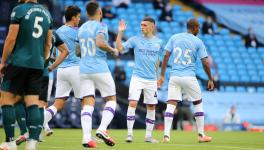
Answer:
[
  {"left": 173, "top": 47, "right": 192, "bottom": 65},
  {"left": 80, "top": 38, "right": 96, "bottom": 57},
  {"left": 32, "top": 16, "right": 43, "bottom": 38}
]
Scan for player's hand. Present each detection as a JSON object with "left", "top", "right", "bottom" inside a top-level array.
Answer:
[
  {"left": 158, "top": 76, "right": 164, "bottom": 87},
  {"left": 48, "top": 66, "right": 54, "bottom": 72},
  {"left": 0, "top": 63, "right": 6, "bottom": 78},
  {"left": 111, "top": 48, "right": 119, "bottom": 57},
  {"left": 207, "top": 80, "right": 214, "bottom": 91},
  {"left": 118, "top": 19, "right": 127, "bottom": 32}
]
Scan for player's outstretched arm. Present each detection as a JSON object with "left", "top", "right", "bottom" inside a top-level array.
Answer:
[
  {"left": 96, "top": 34, "right": 118, "bottom": 56},
  {"left": 158, "top": 51, "right": 170, "bottom": 86},
  {"left": 48, "top": 43, "right": 69, "bottom": 72},
  {"left": 201, "top": 57, "right": 214, "bottom": 91},
  {"left": 116, "top": 19, "right": 126, "bottom": 51},
  {"left": 44, "top": 30, "right": 53, "bottom": 60}
]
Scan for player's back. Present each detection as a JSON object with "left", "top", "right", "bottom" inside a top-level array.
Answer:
[
  {"left": 56, "top": 25, "right": 80, "bottom": 68},
  {"left": 9, "top": 3, "right": 52, "bottom": 69},
  {"left": 78, "top": 20, "right": 109, "bottom": 74},
  {"left": 166, "top": 32, "right": 208, "bottom": 77}
]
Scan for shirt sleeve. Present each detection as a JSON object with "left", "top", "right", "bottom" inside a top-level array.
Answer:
[
  {"left": 96, "top": 23, "right": 108, "bottom": 40},
  {"left": 10, "top": 6, "right": 23, "bottom": 24},
  {"left": 122, "top": 37, "right": 135, "bottom": 51},
  {"left": 48, "top": 14, "right": 53, "bottom": 29},
  {"left": 54, "top": 32, "right": 64, "bottom": 47},
  {"left": 164, "top": 37, "right": 173, "bottom": 53},
  {"left": 45, "top": 8, "right": 53, "bottom": 29},
  {"left": 197, "top": 40, "right": 208, "bottom": 59}
]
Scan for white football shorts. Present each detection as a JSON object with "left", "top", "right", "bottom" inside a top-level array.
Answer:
[
  {"left": 167, "top": 76, "right": 202, "bottom": 101},
  {"left": 128, "top": 76, "right": 158, "bottom": 104},
  {"left": 80, "top": 72, "right": 116, "bottom": 98},
  {"left": 55, "top": 66, "right": 81, "bottom": 99}
]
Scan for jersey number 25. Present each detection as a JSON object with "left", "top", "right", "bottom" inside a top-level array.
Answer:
[{"left": 173, "top": 47, "right": 192, "bottom": 65}]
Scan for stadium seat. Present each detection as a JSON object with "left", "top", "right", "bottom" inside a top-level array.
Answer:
[
  {"left": 258, "top": 70, "right": 264, "bottom": 76},
  {"left": 251, "top": 76, "right": 261, "bottom": 82},
  {"left": 230, "top": 76, "right": 240, "bottom": 82},
  {"left": 257, "top": 47, "right": 264, "bottom": 52},
  {"left": 225, "top": 86, "right": 236, "bottom": 92},
  {"left": 220, "top": 75, "right": 229, "bottom": 82},
  {"left": 236, "top": 86, "right": 246, "bottom": 92},
  {"left": 248, "top": 47, "right": 257, "bottom": 53},
  {"left": 237, "top": 70, "right": 247, "bottom": 76},
  {"left": 247, "top": 87, "right": 256, "bottom": 93},
  {"left": 253, "top": 59, "right": 262, "bottom": 65},
  {"left": 248, "top": 69, "right": 258, "bottom": 76},
  {"left": 238, "top": 47, "right": 247, "bottom": 52},
  {"left": 219, "top": 29, "right": 229, "bottom": 35},
  {"left": 226, "top": 63, "right": 236, "bottom": 70},
  {"left": 233, "top": 58, "right": 243, "bottom": 64},
  {"left": 240, "top": 76, "right": 250, "bottom": 82},
  {"left": 257, "top": 87, "right": 264, "bottom": 93},
  {"left": 226, "top": 41, "right": 235, "bottom": 47}
]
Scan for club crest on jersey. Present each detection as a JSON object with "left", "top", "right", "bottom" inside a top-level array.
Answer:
[{"left": 11, "top": 12, "right": 16, "bottom": 18}]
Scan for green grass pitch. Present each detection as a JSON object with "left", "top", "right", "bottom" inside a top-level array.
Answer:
[{"left": 1, "top": 129, "right": 264, "bottom": 150}]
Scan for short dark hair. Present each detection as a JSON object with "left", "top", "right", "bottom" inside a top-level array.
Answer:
[
  {"left": 86, "top": 1, "right": 100, "bottom": 16},
  {"left": 143, "top": 16, "right": 155, "bottom": 25},
  {"left": 65, "top": 5, "right": 81, "bottom": 22},
  {"left": 187, "top": 18, "right": 200, "bottom": 30}
]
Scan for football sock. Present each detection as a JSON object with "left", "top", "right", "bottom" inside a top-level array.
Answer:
[
  {"left": 81, "top": 105, "right": 94, "bottom": 142},
  {"left": 127, "top": 106, "right": 136, "bottom": 136},
  {"left": 44, "top": 105, "right": 57, "bottom": 130},
  {"left": 14, "top": 102, "right": 27, "bottom": 135},
  {"left": 2, "top": 105, "right": 16, "bottom": 142},
  {"left": 145, "top": 109, "right": 155, "bottom": 138},
  {"left": 164, "top": 104, "right": 176, "bottom": 137},
  {"left": 37, "top": 107, "right": 44, "bottom": 139},
  {"left": 98, "top": 101, "right": 116, "bottom": 131},
  {"left": 193, "top": 101, "right": 204, "bottom": 136},
  {"left": 27, "top": 105, "right": 41, "bottom": 141}
]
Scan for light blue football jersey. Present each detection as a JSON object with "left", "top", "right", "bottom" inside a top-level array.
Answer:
[
  {"left": 122, "top": 35, "right": 163, "bottom": 80},
  {"left": 78, "top": 20, "right": 110, "bottom": 74},
  {"left": 165, "top": 32, "right": 208, "bottom": 77},
  {"left": 56, "top": 25, "right": 80, "bottom": 68}
]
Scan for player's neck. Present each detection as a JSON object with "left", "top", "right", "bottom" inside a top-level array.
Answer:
[
  {"left": 89, "top": 16, "right": 101, "bottom": 22},
  {"left": 187, "top": 30, "right": 195, "bottom": 36},
  {"left": 65, "top": 22, "right": 75, "bottom": 27},
  {"left": 143, "top": 33, "right": 154, "bottom": 38},
  {"left": 27, "top": 0, "right": 37, "bottom": 3}
]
